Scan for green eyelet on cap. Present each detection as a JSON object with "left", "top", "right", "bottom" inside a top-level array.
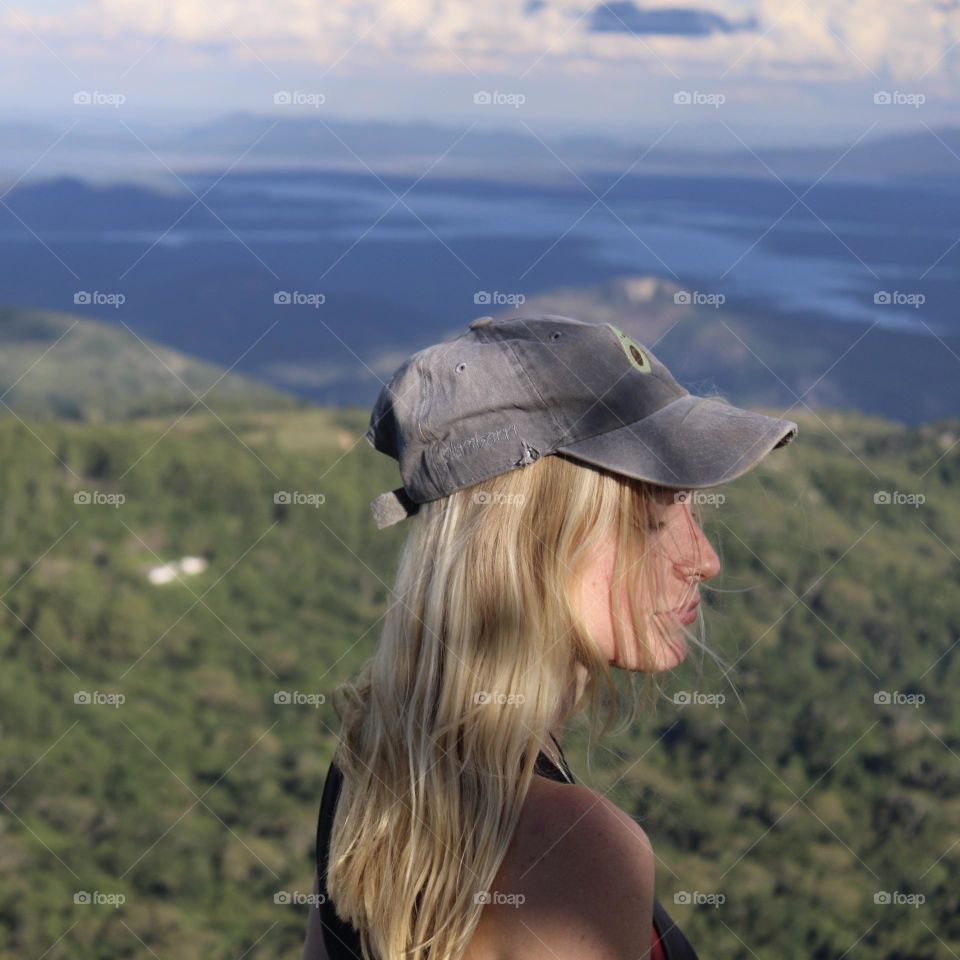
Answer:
[{"left": 606, "top": 323, "right": 652, "bottom": 374}]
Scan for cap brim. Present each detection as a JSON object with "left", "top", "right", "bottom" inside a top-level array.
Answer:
[{"left": 554, "top": 394, "right": 798, "bottom": 490}]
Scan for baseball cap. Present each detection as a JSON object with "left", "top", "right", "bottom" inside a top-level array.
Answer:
[{"left": 363, "top": 314, "right": 798, "bottom": 530}]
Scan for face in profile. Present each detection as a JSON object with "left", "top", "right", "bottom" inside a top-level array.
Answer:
[{"left": 575, "top": 489, "right": 721, "bottom": 672}]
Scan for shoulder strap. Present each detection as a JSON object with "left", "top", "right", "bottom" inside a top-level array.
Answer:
[
  {"left": 316, "top": 752, "right": 700, "bottom": 960},
  {"left": 652, "top": 897, "right": 701, "bottom": 960},
  {"left": 314, "top": 760, "right": 366, "bottom": 959},
  {"left": 537, "top": 746, "right": 701, "bottom": 960}
]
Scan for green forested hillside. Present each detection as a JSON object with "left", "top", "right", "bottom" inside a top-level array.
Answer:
[
  {"left": 0, "top": 406, "right": 957, "bottom": 959},
  {"left": 0, "top": 307, "right": 302, "bottom": 421}
]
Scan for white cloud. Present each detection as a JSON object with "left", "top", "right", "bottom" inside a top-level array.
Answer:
[{"left": 2, "top": 0, "right": 959, "bottom": 86}]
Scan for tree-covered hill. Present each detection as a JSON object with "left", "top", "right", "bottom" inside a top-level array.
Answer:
[
  {"left": 0, "top": 306, "right": 302, "bottom": 422},
  {"left": 0, "top": 405, "right": 957, "bottom": 959}
]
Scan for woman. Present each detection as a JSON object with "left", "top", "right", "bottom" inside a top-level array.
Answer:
[{"left": 303, "top": 314, "right": 798, "bottom": 960}]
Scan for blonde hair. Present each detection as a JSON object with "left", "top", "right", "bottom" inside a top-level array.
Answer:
[{"left": 328, "top": 452, "right": 715, "bottom": 959}]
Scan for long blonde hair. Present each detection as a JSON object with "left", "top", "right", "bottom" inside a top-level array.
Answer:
[{"left": 328, "top": 452, "right": 712, "bottom": 959}]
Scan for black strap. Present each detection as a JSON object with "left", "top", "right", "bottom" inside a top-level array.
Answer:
[
  {"left": 314, "top": 749, "right": 700, "bottom": 960},
  {"left": 537, "top": 743, "right": 701, "bottom": 960},
  {"left": 314, "top": 760, "right": 365, "bottom": 958}
]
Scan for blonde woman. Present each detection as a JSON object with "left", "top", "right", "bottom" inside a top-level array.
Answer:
[{"left": 302, "top": 315, "right": 798, "bottom": 960}]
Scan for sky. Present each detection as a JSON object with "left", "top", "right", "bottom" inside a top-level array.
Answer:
[{"left": 1, "top": 0, "right": 959, "bottom": 146}]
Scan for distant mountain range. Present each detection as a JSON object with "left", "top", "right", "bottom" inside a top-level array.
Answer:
[
  {"left": 0, "top": 306, "right": 300, "bottom": 421},
  {"left": 3, "top": 112, "right": 960, "bottom": 184}
]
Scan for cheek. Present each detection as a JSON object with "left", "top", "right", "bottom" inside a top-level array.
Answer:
[{"left": 583, "top": 570, "right": 613, "bottom": 619}]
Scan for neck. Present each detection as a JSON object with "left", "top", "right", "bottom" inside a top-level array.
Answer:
[{"left": 547, "top": 661, "right": 589, "bottom": 746}]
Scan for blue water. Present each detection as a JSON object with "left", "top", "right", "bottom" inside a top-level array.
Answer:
[{"left": 0, "top": 167, "right": 958, "bottom": 404}]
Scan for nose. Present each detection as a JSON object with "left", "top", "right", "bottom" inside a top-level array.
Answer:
[{"left": 674, "top": 520, "right": 721, "bottom": 583}]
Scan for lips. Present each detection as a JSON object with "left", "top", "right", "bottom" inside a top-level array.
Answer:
[
  {"left": 655, "top": 595, "right": 701, "bottom": 621},
  {"left": 669, "top": 596, "right": 700, "bottom": 625}
]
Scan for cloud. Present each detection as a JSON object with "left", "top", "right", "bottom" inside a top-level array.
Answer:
[
  {"left": 586, "top": 3, "right": 758, "bottom": 37},
  {"left": 2, "top": 0, "right": 959, "bottom": 86}
]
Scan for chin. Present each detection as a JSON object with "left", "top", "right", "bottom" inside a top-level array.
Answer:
[
  {"left": 633, "top": 628, "right": 690, "bottom": 672},
  {"left": 615, "top": 634, "right": 688, "bottom": 672}
]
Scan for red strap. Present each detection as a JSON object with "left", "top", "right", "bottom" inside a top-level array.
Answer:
[{"left": 650, "top": 923, "right": 667, "bottom": 960}]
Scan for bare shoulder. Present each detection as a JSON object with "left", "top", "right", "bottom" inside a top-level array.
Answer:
[{"left": 466, "top": 776, "right": 656, "bottom": 960}]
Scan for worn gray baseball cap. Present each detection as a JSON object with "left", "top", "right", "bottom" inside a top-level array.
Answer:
[{"left": 364, "top": 314, "right": 798, "bottom": 530}]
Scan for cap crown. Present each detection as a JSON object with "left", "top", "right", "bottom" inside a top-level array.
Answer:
[{"left": 364, "top": 315, "right": 689, "bottom": 504}]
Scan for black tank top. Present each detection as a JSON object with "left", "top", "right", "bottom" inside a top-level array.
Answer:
[{"left": 311, "top": 745, "right": 701, "bottom": 959}]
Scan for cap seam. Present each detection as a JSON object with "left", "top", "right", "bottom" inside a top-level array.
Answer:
[{"left": 499, "top": 328, "right": 569, "bottom": 440}]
